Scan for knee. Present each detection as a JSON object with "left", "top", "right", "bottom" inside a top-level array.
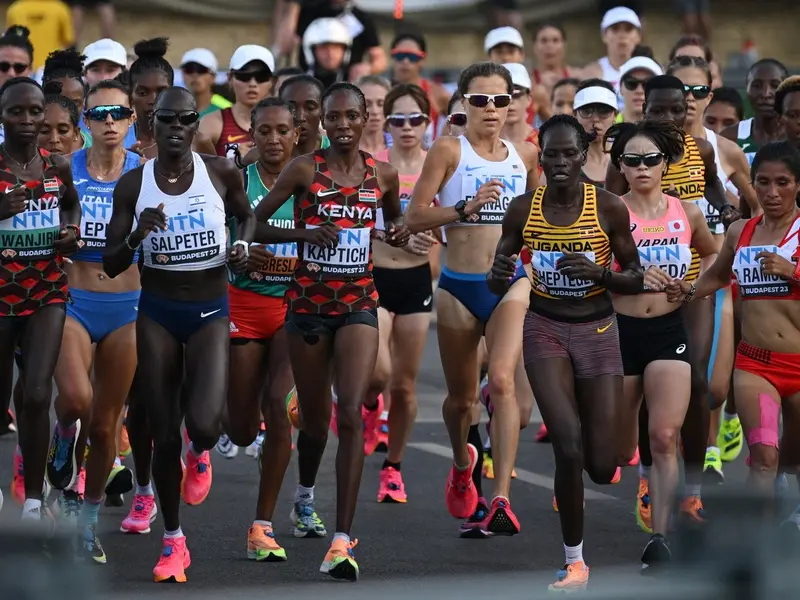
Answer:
[
  {"left": 689, "top": 369, "right": 709, "bottom": 403},
  {"left": 749, "top": 444, "right": 779, "bottom": 473},
  {"left": 444, "top": 393, "right": 475, "bottom": 413},
  {"left": 585, "top": 456, "right": 618, "bottom": 485},
  {"left": 389, "top": 379, "right": 416, "bottom": 406},
  {"left": 708, "top": 380, "right": 729, "bottom": 411},
  {"left": 264, "top": 397, "right": 291, "bottom": 437},
  {"left": 57, "top": 379, "right": 93, "bottom": 416},
  {"left": 553, "top": 430, "right": 583, "bottom": 471},
  {"left": 184, "top": 413, "right": 221, "bottom": 451},
  {"left": 518, "top": 403, "right": 533, "bottom": 429},
  {"left": 228, "top": 426, "right": 257, "bottom": 448},
  {"left": 24, "top": 381, "right": 53, "bottom": 414},
  {"left": 649, "top": 427, "right": 680, "bottom": 457},
  {"left": 487, "top": 370, "right": 515, "bottom": 401},
  {"left": 88, "top": 416, "right": 117, "bottom": 452},
  {"left": 336, "top": 399, "right": 362, "bottom": 437},
  {"left": 370, "top": 363, "right": 391, "bottom": 395}
]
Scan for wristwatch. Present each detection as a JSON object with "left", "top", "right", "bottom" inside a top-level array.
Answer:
[{"left": 454, "top": 200, "right": 468, "bottom": 221}]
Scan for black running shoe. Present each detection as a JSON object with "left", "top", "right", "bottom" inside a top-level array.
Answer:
[
  {"left": 46, "top": 421, "right": 82, "bottom": 490},
  {"left": 641, "top": 533, "right": 671, "bottom": 572},
  {"left": 459, "top": 498, "right": 491, "bottom": 539}
]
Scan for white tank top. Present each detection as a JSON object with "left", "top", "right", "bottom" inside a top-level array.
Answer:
[
  {"left": 702, "top": 128, "right": 730, "bottom": 234},
  {"left": 438, "top": 136, "right": 526, "bottom": 229},
  {"left": 598, "top": 57, "right": 624, "bottom": 110},
  {"left": 135, "top": 152, "right": 227, "bottom": 271}
]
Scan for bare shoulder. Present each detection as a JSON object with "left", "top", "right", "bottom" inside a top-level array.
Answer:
[
  {"left": 513, "top": 141, "right": 538, "bottom": 167},
  {"left": 596, "top": 186, "right": 626, "bottom": 212},
  {"left": 201, "top": 153, "right": 239, "bottom": 176}
]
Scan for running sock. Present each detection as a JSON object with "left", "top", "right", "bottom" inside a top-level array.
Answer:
[
  {"left": 253, "top": 520, "right": 272, "bottom": 528},
  {"left": 57, "top": 421, "right": 77, "bottom": 438},
  {"left": 707, "top": 445, "right": 720, "bottom": 455},
  {"left": 379, "top": 410, "right": 389, "bottom": 421},
  {"left": 684, "top": 484, "right": 702, "bottom": 497},
  {"left": 22, "top": 498, "right": 42, "bottom": 515},
  {"left": 723, "top": 410, "right": 738, "bottom": 420},
  {"left": 382, "top": 460, "right": 401, "bottom": 471},
  {"left": 113, "top": 456, "right": 122, "bottom": 468},
  {"left": 638, "top": 464, "right": 651, "bottom": 480},
  {"left": 81, "top": 498, "right": 101, "bottom": 528},
  {"left": 164, "top": 527, "right": 183, "bottom": 539},
  {"left": 136, "top": 483, "right": 154, "bottom": 496},
  {"left": 467, "top": 424, "right": 484, "bottom": 497},
  {"left": 333, "top": 532, "right": 350, "bottom": 544},
  {"left": 564, "top": 542, "right": 584, "bottom": 565},
  {"left": 295, "top": 485, "right": 314, "bottom": 503}
]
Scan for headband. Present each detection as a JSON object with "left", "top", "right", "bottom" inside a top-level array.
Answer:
[{"left": 573, "top": 86, "right": 618, "bottom": 111}]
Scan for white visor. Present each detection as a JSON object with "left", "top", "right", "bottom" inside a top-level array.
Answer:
[{"left": 573, "top": 87, "right": 618, "bottom": 111}]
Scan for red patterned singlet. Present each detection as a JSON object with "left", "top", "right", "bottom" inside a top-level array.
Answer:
[
  {"left": 0, "top": 149, "right": 68, "bottom": 317},
  {"left": 286, "top": 149, "right": 382, "bottom": 315}
]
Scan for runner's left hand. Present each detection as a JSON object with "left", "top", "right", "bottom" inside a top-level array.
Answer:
[
  {"left": 720, "top": 204, "right": 741, "bottom": 228},
  {"left": 557, "top": 252, "right": 604, "bottom": 282},
  {"left": 53, "top": 227, "right": 79, "bottom": 257},
  {"left": 643, "top": 265, "right": 671, "bottom": 291},
  {"left": 386, "top": 223, "right": 411, "bottom": 247},
  {"left": 755, "top": 250, "right": 794, "bottom": 279},
  {"left": 228, "top": 243, "right": 248, "bottom": 273},
  {"left": 246, "top": 244, "right": 274, "bottom": 273},
  {"left": 404, "top": 231, "right": 437, "bottom": 256}
]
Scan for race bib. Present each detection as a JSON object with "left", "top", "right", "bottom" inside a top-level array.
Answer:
[
  {"left": 303, "top": 225, "right": 370, "bottom": 278},
  {"left": 692, "top": 198, "right": 723, "bottom": 234},
  {"left": 0, "top": 193, "right": 60, "bottom": 259},
  {"left": 147, "top": 206, "right": 223, "bottom": 266},
  {"left": 530, "top": 250, "right": 597, "bottom": 298},
  {"left": 459, "top": 172, "right": 525, "bottom": 225},
  {"left": 733, "top": 244, "right": 795, "bottom": 298},
  {"left": 257, "top": 240, "right": 297, "bottom": 284},
  {"left": 637, "top": 243, "right": 693, "bottom": 282}
]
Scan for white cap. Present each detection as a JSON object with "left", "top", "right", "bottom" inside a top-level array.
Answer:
[
  {"left": 619, "top": 57, "right": 663, "bottom": 80},
  {"left": 83, "top": 38, "right": 127, "bottom": 68},
  {"left": 484, "top": 27, "right": 524, "bottom": 54},
  {"left": 229, "top": 45, "right": 275, "bottom": 73},
  {"left": 573, "top": 86, "right": 619, "bottom": 111},
  {"left": 600, "top": 7, "right": 642, "bottom": 31},
  {"left": 503, "top": 63, "right": 531, "bottom": 91},
  {"left": 180, "top": 48, "right": 218, "bottom": 73}
]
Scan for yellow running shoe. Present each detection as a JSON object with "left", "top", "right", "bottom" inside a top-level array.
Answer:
[
  {"left": 320, "top": 537, "right": 358, "bottom": 581},
  {"left": 703, "top": 447, "right": 724, "bottom": 483},
  {"left": 482, "top": 456, "right": 495, "bottom": 479},
  {"left": 717, "top": 413, "right": 743, "bottom": 462},
  {"left": 635, "top": 477, "right": 652, "bottom": 534},
  {"left": 247, "top": 523, "right": 287, "bottom": 561}
]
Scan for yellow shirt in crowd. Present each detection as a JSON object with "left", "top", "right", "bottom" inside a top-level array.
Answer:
[{"left": 6, "top": 0, "right": 74, "bottom": 70}]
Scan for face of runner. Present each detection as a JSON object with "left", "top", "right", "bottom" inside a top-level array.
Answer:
[
  {"left": 152, "top": 89, "right": 199, "bottom": 157},
  {"left": 620, "top": 68, "right": 653, "bottom": 117},
  {"left": 488, "top": 43, "right": 524, "bottom": 65},
  {"left": 644, "top": 89, "right": 687, "bottom": 129},
  {"left": 253, "top": 104, "right": 298, "bottom": 167},
  {"left": 391, "top": 38, "right": 424, "bottom": 84},
  {"left": 231, "top": 60, "right": 273, "bottom": 107},
  {"left": 780, "top": 92, "right": 800, "bottom": 147},
  {"left": 443, "top": 98, "right": 466, "bottom": 137},
  {"left": 0, "top": 45, "right": 31, "bottom": 87},
  {"left": 703, "top": 101, "right": 740, "bottom": 134},
  {"left": 132, "top": 69, "right": 171, "bottom": 129},
  {"left": 534, "top": 25, "right": 565, "bottom": 65},
  {"left": 576, "top": 102, "right": 616, "bottom": 145},
  {"left": 620, "top": 134, "right": 665, "bottom": 194},
  {"left": 551, "top": 83, "right": 576, "bottom": 116},
  {"left": 540, "top": 124, "right": 585, "bottom": 188},
  {"left": 747, "top": 63, "right": 785, "bottom": 120},
  {"left": 182, "top": 62, "right": 215, "bottom": 97},
  {"left": 464, "top": 74, "right": 510, "bottom": 136},
  {"left": 506, "top": 85, "right": 531, "bottom": 126},
  {"left": 281, "top": 80, "right": 322, "bottom": 147},
  {"left": 85, "top": 60, "right": 123, "bottom": 87},
  {"left": 753, "top": 158, "right": 800, "bottom": 219},
  {"left": 322, "top": 88, "right": 364, "bottom": 152},
  {"left": 2, "top": 82, "right": 44, "bottom": 144},
  {"left": 85, "top": 87, "right": 134, "bottom": 150},
  {"left": 602, "top": 23, "right": 640, "bottom": 59},
  {"left": 672, "top": 66, "right": 712, "bottom": 129},
  {"left": 386, "top": 93, "right": 427, "bottom": 150},
  {"left": 51, "top": 76, "right": 85, "bottom": 112},
  {"left": 38, "top": 102, "right": 80, "bottom": 155},
  {"left": 359, "top": 83, "right": 387, "bottom": 137}
]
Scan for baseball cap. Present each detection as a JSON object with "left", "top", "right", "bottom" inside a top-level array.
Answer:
[
  {"left": 600, "top": 7, "right": 642, "bottom": 31},
  {"left": 83, "top": 38, "right": 127, "bottom": 68},
  {"left": 229, "top": 45, "right": 275, "bottom": 73},
  {"left": 503, "top": 63, "right": 532, "bottom": 91},
  {"left": 180, "top": 48, "right": 218, "bottom": 73},
  {"left": 619, "top": 57, "right": 663, "bottom": 80},
  {"left": 484, "top": 27, "right": 524, "bottom": 54}
]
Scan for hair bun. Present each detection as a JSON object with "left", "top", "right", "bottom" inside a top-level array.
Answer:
[
  {"left": 133, "top": 37, "right": 169, "bottom": 60},
  {"left": 44, "top": 49, "right": 86, "bottom": 77},
  {"left": 42, "top": 80, "right": 63, "bottom": 95},
  {"left": 5, "top": 25, "right": 30, "bottom": 40}
]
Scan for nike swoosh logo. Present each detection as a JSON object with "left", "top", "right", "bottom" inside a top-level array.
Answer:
[
  {"left": 317, "top": 190, "right": 338, "bottom": 197},
  {"left": 227, "top": 135, "right": 247, "bottom": 142},
  {"left": 596, "top": 322, "right": 612, "bottom": 334},
  {"left": 201, "top": 309, "right": 221, "bottom": 318},
  {"left": 465, "top": 166, "right": 483, "bottom": 172},
  {"left": 73, "top": 179, "right": 88, "bottom": 186}
]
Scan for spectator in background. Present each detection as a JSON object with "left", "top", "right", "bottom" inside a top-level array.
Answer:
[
  {"left": 551, "top": 77, "right": 578, "bottom": 116},
  {"left": 274, "top": 66, "right": 304, "bottom": 93},
  {"left": 275, "top": 0, "right": 385, "bottom": 79},
  {"left": 670, "top": 35, "right": 722, "bottom": 88},
  {"left": 529, "top": 23, "right": 581, "bottom": 123},
  {"left": 618, "top": 56, "right": 662, "bottom": 124},
  {"left": 302, "top": 17, "right": 352, "bottom": 89},
  {"left": 703, "top": 87, "right": 744, "bottom": 134},
  {"left": 6, "top": 0, "right": 73, "bottom": 71},
  {"left": 82, "top": 38, "right": 125, "bottom": 85},
  {"left": 66, "top": 0, "right": 115, "bottom": 44},
  {"left": 676, "top": 0, "right": 711, "bottom": 41},
  {"left": 179, "top": 48, "right": 232, "bottom": 117}
]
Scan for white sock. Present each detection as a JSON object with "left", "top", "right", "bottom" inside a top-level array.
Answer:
[
  {"left": 484, "top": 436, "right": 491, "bottom": 451},
  {"left": 22, "top": 498, "right": 42, "bottom": 516},
  {"left": 331, "top": 386, "right": 338, "bottom": 405},
  {"left": 253, "top": 520, "right": 272, "bottom": 528},
  {"left": 685, "top": 484, "right": 702, "bottom": 497},
  {"left": 113, "top": 456, "right": 122, "bottom": 468},
  {"left": 333, "top": 532, "right": 350, "bottom": 544},
  {"left": 136, "top": 483, "right": 154, "bottom": 496},
  {"left": 723, "top": 411, "right": 737, "bottom": 420},
  {"left": 564, "top": 542, "right": 584, "bottom": 565},
  {"left": 164, "top": 527, "right": 183, "bottom": 539},
  {"left": 707, "top": 445, "right": 720, "bottom": 454},
  {"left": 638, "top": 464, "right": 651, "bottom": 479},
  {"left": 295, "top": 485, "right": 314, "bottom": 503}
]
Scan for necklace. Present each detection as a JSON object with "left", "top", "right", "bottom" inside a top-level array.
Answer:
[
  {"left": 88, "top": 150, "right": 125, "bottom": 181},
  {"left": 2, "top": 144, "right": 37, "bottom": 170},
  {"left": 155, "top": 159, "right": 193, "bottom": 184}
]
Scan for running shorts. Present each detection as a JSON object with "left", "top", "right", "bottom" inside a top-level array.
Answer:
[
  {"left": 229, "top": 285, "right": 287, "bottom": 342},
  {"left": 734, "top": 341, "right": 800, "bottom": 398},
  {"left": 285, "top": 309, "right": 378, "bottom": 339},
  {"left": 617, "top": 310, "right": 691, "bottom": 376},
  {"left": 66, "top": 288, "right": 140, "bottom": 344},
  {"left": 523, "top": 308, "right": 623, "bottom": 378},
  {"left": 373, "top": 263, "right": 433, "bottom": 315}
]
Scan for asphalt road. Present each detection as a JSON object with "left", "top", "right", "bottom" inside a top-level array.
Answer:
[{"left": 0, "top": 326, "right": 765, "bottom": 597}]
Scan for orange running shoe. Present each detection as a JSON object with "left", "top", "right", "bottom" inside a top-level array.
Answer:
[
  {"left": 635, "top": 477, "right": 652, "bottom": 533},
  {"left": 119, "top": 425, "right": 131, "bottom": 458},
  {"left": 320, "top": 537, "right": 359, "bottom": 581},
  {"left": 548, "top": 561, "right": 590, "bottom": 593},
  {"left": 628, "top": 446, "right": 640, "bottom": 466},
  {"left": 153, "top": 535, "right": 191, "bottom": 583},
  {"left": 680, "top": 495, "right": 706, "bottom": 525},
  {"left": 247, "top": 523, "right": 287, "bottom": 561},
  {"left": 611, "top": 466, "right": 622, "bottom": 484},
  {"left": 182, "top": 450, "right": 212, "bottom": 506},
  {"left": 445, "top": 443, "right": 478, "bottom": 519}
]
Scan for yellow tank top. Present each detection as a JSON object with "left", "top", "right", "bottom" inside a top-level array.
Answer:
[
  {"left": 661, "top": 134, "right": 705, "bottom": 281},
  {"left": 523, "top": 184, "right": 611, "bottom": 300}
]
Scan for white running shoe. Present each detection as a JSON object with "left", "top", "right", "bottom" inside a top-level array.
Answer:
[{"left": 215, "top": 434, "right": 239, "bottom": 459}]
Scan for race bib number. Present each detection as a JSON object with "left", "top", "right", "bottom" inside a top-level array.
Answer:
[
  {"left": 530, "top": 250, "right": 597, "bottom": 298},
  {"left": 733, "top": 244, "right": 795, "bottom": 298},
  {"left": 692, "top": 198, "right": 723, "bottom": 234},
  {"left": 459, "top": 172, "right": 525, "bottom": 225},
  {"left": 147, "top": 208, "right": 222, "bottom": 266},
  {"left": 0, "top": 195, "right": 60, "bottom": 259},
  {"left": 256, "top": 241, "right": 297, "bottom": 284},
  {"left": 303, "top": 226, "right": 370, "bottom": 278}
]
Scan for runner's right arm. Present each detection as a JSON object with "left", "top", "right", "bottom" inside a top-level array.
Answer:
[
  {"left": 487, "top": 192, "right": 530, "bottom": 296},
  {"left": 103, "top": 169, "right": 153, "bottom": 278}
]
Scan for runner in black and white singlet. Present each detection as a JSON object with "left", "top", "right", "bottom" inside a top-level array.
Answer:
[{"left": 103, "top": 87, "right": 255, "bottom": 583}]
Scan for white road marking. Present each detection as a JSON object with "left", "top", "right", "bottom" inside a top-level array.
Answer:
[{"left": 407, "top": 442, "right": 617, "bottom": 501}]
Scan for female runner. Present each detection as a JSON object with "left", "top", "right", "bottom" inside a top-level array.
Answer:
[
  {"left": 573, "top": 79, "right": 617, "bottom": 188},
  {"left": 406, "top": 62, "right": 538, "bottom": 534},
  {"left": 253, "top": 82, "right": 408, "bottom": 581},
  {"left": 358, "top": 75, "right": 390, "bottom": 156},
  {"left": 605, "top": 120, "right": 716, "bottom": 566},
  {"left": 529, "top": 23, "right": 581, "bottom": 123},
  {"left": 42, "top": 49, "right": 90, "bottom": 149},
  {"left": 47, "top": 80, "right": 141, "bottom": 563},
  {"left": 488, "top": 114, "right": 642, "bottom": 591}
]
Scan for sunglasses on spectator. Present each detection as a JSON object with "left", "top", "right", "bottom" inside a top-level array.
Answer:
[
  {"left": 0, "top": 62, "right": 27, "bottom": 74},
  {"left": 622, "top": 77, "right": 649, "bottom": 91},
  {"left": 182, "top": 63, "right": 211, "bottom": 76},
  {"left": 446, "top": 112, "right": 467, "bottom": 126},
  {"left": 85, "top": 105, "right": 135, "bottom": 122},
  {"left": 463, "top": 93, "right": 512, "bottom": 108},
  {"left": 232, "top": 70, "right": 272, "bottom": 84},
  {"left": 154, "top": 109, "right": 200, "bottom": 125},
  {"left": 391, "top": 50, "right": 425, "bottom": 64},
  {"left": 684, "top": 84, "right": 711, "bottom": 100},
  {"left": 620, "top": 152, "right": 664, "bottom": 168},
  {"left": 386, "top": 113, "right": 428, "bottom": 128}
]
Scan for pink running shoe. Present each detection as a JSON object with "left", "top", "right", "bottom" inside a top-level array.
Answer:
[
  {"left": 11, "top": 448, "right": 24, "bottom": 505},
  {"left": 535, "top": 423, "right": 549, "bottom": 443},
  {"left": 182, "top": 450, "right": 212, "bottom": 506},
  {"left": 362, "top": 394, "right": 384, "bottom": 457},
  {"left": 486, "top": 495, "right": 521, "bottom": 535},
  {"left": 377, "top": 466, "right": 407, "bottom": 503},
  {"left": 153, "top": 535, "right": 192, "bottom": 583},
  {"left": 120, "top": 494, "right": 158, "bottom": 534},
  {"left": 628, "top": 446, "right": 640, "bottom": 466},
  {"left": 75, "top": 468, "right": 86, "bottom": 498},
  {"left": 445, "top": 443, "right": 479, "bottom": 519},
  {"left": 330, "top": 400, "right": 339, "bottom": 438},
  {"left": 611, "top": 466, "right": 622, "bottom": 484}
]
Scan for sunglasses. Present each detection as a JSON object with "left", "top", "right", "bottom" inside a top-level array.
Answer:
[
  {"left": 684, "top": 84, "right": 711, "bottom": 100},
  {"left": 622, "top": 77, "right": 648, "bottom": 91},
  {"left": 447, "top": 112, "right": 467, "bottom": 127},
  {"left": 512, "top": 88, "right": 529, "bottom": 99},
  {"left": 232, "top": 70, "right": 272, "bottom": 84},
  {"left": 85, "top": 105, "right": 134, "bottom": 122},
  {"left": 182, "top": 63, "right": 211, "bottom": 76},
  {"left": 391, "top": 50, "right": 425, "bottom": 64},
  {"left": 620, "top": 152, "right": 664, "bottom": 168},
  {"left": 0, "top": 62, "right": 28, "bottom": 74},
  {"left": 154, "top": 110, "right": 200, "bottom": 125},
  {"left": 386, "top": 113, "right": 428, "bottom": 128},
  {"left": 577, "top": 105, "right": 615, "bottom": 119},
  {"left": 463, "top": 93, "right": 512, "bottom": 109}
]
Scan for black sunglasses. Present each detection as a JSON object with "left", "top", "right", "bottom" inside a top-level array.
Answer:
[
  {"left": 684, "top": 85, "right": 711, "bottom": 100},
  {"left": 386, "top": 113, "right": 428, "bottom": 128},
  {"left": 0, "top": 62, "right": 27, "bottom": 74},
  {"left": 622, "top": 77, "right": 648, "bottom": 91},
  {"left": 447, "top": 112, "right": 467, "bottom": 127},
  {"left": 232, "top": 70, "right": 272, "bottom": 84},
  {"left": 577, "top": 105, "right": 615, "bottom": 119},
  {"left": 85, "top": 105, "right": 134, "bottom": 122},
  {"left": 463, "top": 93, "right": 512, "bottom": 109},
  {"left": 182, "top": 63, "right": 211, "bottom": 76},
  {"left": 620, "top": 152, "right": 665, "bottom": 168},
  {"left": 154, "top": 110, "right": 200, "bottom": 125}
]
